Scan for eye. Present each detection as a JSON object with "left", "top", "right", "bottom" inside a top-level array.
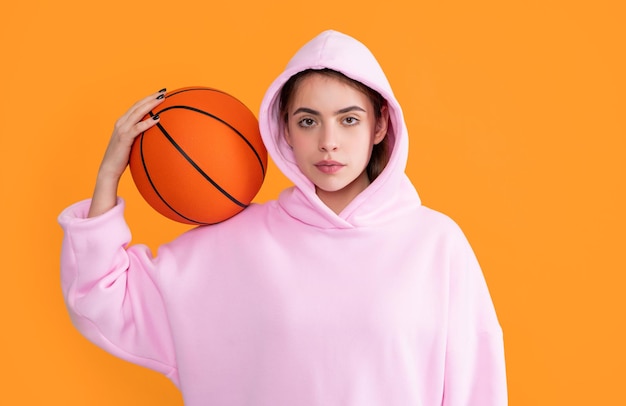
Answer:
[
  {"left": 343, "top": 116, "right": 360, "bottom": 126},
  {"left": 297, "top": 118, "right": 316, "bottom": 128}
]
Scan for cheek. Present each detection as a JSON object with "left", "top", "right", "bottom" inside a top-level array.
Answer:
[
  {"left": 356, "top": 130, "right": 377, "bottom": 153},
  {"left": 286, "top": 131, "right": 309, "bottom": 163},
  {"left": 287, "top": 127, "right": 313, "bottom": 150},
  {"left": 285, "top": 121, "right": 308, "bottom": 148}
]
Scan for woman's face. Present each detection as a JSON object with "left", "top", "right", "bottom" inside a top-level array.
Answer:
[{"left": 284, "top": 73, "right": 387, "bottom": 212}]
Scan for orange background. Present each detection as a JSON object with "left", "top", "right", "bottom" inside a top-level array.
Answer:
[{"left": 2, "top": 0, "right": 624, "bottom": 404}]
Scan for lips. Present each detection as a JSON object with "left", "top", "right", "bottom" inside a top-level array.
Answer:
[{"left": 314, "top": 160, "right": 345, "bottom": 174}]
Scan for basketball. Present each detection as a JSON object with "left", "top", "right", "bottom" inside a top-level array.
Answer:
[{"left": 129, "top": 87, "right": 268, "bottom": 225}]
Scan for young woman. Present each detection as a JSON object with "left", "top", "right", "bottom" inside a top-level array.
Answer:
[{"left": 59, "top": 30, "right": 507, "bottom": 405}]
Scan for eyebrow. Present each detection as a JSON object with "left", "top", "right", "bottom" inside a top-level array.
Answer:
[{"left": 292, "top": 106, "right": 367, "bottom": 116}]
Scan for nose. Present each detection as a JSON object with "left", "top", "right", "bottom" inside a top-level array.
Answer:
[{"left": 319, "top": 125, "right": 338, "bottom": 152}]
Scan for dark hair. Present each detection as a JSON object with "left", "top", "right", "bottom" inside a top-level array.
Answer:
[{"left": 279, "top": 68, "right": 390, "bottom": 182}]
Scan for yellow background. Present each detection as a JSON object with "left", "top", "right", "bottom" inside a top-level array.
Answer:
[{"left": 2, "top": 0, "right": 624, "bottom": 404}]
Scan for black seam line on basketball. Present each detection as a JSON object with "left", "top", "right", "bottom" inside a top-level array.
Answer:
[
  {"left": 139, "top": 126, "right": 208, "bottom": 225},
  {"left": 155, "top": 120, "right": 249, "bottom": 208},
  {"left": 154, "top": 105, "right": 266, "bottom": 176},
  {"left": 165, "top": 87, "right": 231, "bottom": 99}
]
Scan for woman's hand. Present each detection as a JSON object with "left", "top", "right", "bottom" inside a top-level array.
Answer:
[{"left": 88, "top": 89, "right": 166, "bottom": 217}]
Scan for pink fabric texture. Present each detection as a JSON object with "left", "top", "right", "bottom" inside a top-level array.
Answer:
[{"left": 59, "top": 30, "right": 507, "bottom": 405}]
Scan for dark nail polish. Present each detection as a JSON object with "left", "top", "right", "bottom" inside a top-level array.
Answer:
[
  {"left": 157, "top": 94, "right": 165, "bottom": 100},
  {"left": 152, "top": 114, "right": 160, "bottom": 120},
  {"left": 158, "top": 88, "right": 166, "bottom": 93}
]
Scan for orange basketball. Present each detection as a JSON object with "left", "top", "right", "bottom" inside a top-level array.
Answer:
[{"left": 129, "top": 87, "right": 267, "bottom": 225}]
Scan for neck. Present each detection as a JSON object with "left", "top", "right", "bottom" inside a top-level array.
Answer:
[{"left": 315, "top": 172, "right": 370, "bottom": 215}]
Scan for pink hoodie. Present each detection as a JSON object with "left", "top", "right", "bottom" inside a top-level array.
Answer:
[{"left": 59, "top": 30, "right": 507, "bottom": 405}]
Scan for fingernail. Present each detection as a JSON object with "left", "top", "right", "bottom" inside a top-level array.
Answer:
[
  {"left": 157, "top": 94, "right": 165, "bottom": 100},
  {"left": 152, "top": 114, "right": 160, "bottom": 120},
  {"left": 158, "top": 88, "right": 167, "bottom": 93}
]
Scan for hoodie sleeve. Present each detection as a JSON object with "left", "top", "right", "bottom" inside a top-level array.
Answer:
[
  {"left": 443, "top": 227, "right": 508, "bottom": 405},
  {"left": 58, "top": 199, "right": 179, "bottom": 384}
]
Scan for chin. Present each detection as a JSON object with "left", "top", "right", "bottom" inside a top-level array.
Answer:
[{"left": 315, "top": 184, "right": 344, "bottom": 194}]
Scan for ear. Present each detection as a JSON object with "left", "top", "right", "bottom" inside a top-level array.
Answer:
[
  {"left": 373, "top": 105, "right": 389, "bottom": 145},
  {"left": 283, "top": 121, "right": 293, "bottom": 148}
]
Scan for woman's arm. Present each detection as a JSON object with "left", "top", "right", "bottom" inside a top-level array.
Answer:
[
  {"left": 88, "top": 89, "right": 165, "bottom": 217},
  {"left": 59, "top": 90, "right": 181, "bottom": 384},
  {"left": 443, "top": 229, "right": 508, "bottom": 405}
]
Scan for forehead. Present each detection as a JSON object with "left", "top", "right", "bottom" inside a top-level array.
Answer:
[{"left": 290, "top": 74, "right": 372, "bottom": 110}]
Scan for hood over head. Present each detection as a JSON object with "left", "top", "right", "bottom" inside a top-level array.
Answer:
[{"left": 259, "top": 30, "right": 420, "bottom": 229}]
